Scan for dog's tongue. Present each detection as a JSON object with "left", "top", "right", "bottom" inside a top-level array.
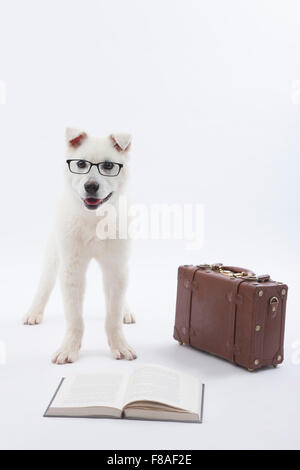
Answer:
[{"left": 85, "top": 198, "right": 101, "bottom": 206}]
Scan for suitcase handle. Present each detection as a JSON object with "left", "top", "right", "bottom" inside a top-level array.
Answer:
[
  {"left": 221, "top": 266, "right": 270, "bottom": 282},
  {"left": 198, "top": 263, "right": 270, "bottom": 282},
  {"left": 219, "top": 265, "right": 255, "bottom": 275}
]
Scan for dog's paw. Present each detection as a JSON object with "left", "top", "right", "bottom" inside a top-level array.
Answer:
[
  {"left": 23, "top": 311, "right": 43, "bottom": 325},
  {"left": 123, "top": 311, "right": 136, "bottom": 324},
  {"left": 109, "top": 336, "right": 137, "bottom": 360},
  {"left": 51, "top": 348, "right": 79, "bottom": 365},
  {"left": 111, "top": 345, "right": 137, "bottom": 360}
]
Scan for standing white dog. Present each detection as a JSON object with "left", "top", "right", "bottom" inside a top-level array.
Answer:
[{"left": 23, "top": 129, "right": 136, "bottom": 364}]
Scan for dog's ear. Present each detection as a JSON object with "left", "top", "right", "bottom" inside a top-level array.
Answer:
[
  {"left": 110, "top": 133, "right": 132, "bottom": 152},
  {"left": 66, "top": 128, "right": 87, "bottom": 148}
]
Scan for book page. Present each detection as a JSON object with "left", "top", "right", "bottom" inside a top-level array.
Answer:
[
  {"left": 124, "top": 365, "right": 201, "bottom": 414},
  {"left": 50, "top": 372, "right": 128, "bottom": 410}
]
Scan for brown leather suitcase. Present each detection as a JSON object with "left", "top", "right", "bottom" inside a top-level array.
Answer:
[{"left": 173, "top": 263, "right": 288, "bottom": 371}]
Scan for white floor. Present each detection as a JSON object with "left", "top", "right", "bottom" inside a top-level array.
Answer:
[{"left": 1, "top": 245, "right": 300, "bottom": 450}]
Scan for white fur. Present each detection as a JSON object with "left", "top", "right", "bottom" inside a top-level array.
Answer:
[{"left": 23, "top": 130, "right": 136, "bottom": 364}]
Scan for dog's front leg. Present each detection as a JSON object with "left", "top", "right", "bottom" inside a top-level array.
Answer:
[
  {"left": 52, "top": 257, "right": 88, "bottom": 364},
  {"left": 103, "top": 265, "right": 137, "bottom": 360}
]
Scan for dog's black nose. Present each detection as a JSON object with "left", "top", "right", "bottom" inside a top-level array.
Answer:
[{"left": 84, "top": 181, "right": 99, "bottom": 195}]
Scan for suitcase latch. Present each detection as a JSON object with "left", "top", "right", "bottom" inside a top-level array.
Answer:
[{"left": 270, "top": 296, "right": 279, "bottom": 317}]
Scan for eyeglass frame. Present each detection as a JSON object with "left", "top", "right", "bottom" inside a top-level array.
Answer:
[{"left": 66, "top": 159, "right": 124, "bottom": 176}]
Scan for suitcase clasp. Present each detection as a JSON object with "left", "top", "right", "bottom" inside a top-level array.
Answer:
[
  {"left": 269, "top": 296, "right": 279, "bottom": 318},
  {"left": 270, "top": 296, "right": 279, "bottom": 306}
]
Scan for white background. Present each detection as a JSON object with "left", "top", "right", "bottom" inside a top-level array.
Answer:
[{"left": 1, "top": 0, "right": 300, "bottom": 450}]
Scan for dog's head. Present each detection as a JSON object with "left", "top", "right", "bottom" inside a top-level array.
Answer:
[{"left": 64, "top": 128, "right": 131, "bottom": 211}]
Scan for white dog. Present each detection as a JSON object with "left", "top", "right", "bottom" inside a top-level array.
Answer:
[{"left": 23, "top": 128, "right": 136, "bottom": 364}]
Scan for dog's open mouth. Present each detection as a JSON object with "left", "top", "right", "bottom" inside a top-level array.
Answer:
[{"left": 83, "top": 192, "right": 112, "bottom": 210}]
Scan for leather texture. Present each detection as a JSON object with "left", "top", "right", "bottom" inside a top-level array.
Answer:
[{"left": 174, "top": 264, "right": 288, "bottom": 370}]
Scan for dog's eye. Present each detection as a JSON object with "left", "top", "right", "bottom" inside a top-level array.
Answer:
[
  {"left": 102, "top": 161, "right": 114, "bottom": 170},
  {"left": 77, "top": 160, "right": 87, "bottom": 169},
  {"left": 98, "top": 161, "right": 121, "bottom": 176}
]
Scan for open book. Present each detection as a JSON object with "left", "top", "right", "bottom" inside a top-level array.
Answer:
[{"left": 44, "top": 364, "right": 205, "bottom": 423}]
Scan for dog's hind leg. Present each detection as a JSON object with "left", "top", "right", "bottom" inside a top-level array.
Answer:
[{"left": 23, "top": 235, "right": 58, "bottom": 325}]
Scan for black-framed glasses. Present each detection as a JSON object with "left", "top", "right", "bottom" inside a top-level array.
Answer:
[{"left": 66, "top": 159, "right": 123, "bottom": 177}]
